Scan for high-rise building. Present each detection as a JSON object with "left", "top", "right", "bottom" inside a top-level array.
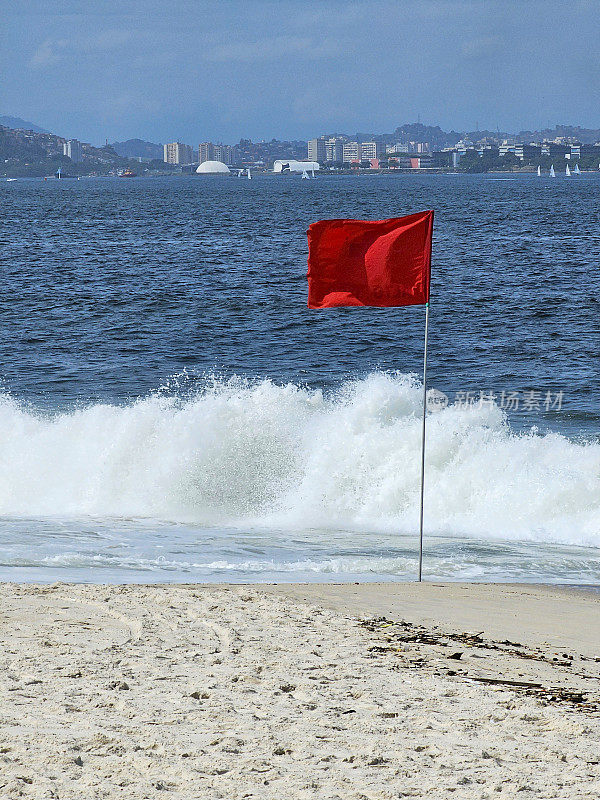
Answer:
[
  {"left": 359, "top": 141, "right": 384, "bottom": 160},
  {"left": 163, "top": 142, "right": 193, "bottom": 164},
  {"left": 342, "top": 141, "right": 384, "bottom": 162},
  {"left": 198, "top": 142, "right": 215, "bottom": 163},
  {"left": 325, "top": 137, "right": 344, "bottom": 162},
  {"left": 213, "top": 144, "right": 234, "bottom": 164},
  {"left": 213, "top": 144, "right": 225, "bottom": 163},
  {"left": 308, "top": 138, "right": 327, "bottom": 162},
  {"left": 198, "top": 143, "right": 238, "bottom": 165},
  {"left": 342, "top": 142, "right": 361, "bottom": 162},
  {"left": 63, "top": 139, "right": 83, "bottom": 162}
]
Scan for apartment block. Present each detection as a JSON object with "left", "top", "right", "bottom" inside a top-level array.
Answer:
[
  {"left": 198, "top": 143, "right": 238, "bottom": 165},
  {"left": 342, "top": 142, "right": 361, "bottom": 162},
  {"left": 308, "top": 138, "right": 327, "bottom": 162},
  {"left": 214, "top": 144, "right": 232, "bottom": 164},
  {"left": 63, "top": 139, "right": 83, "bottom": 163},
  {"left": 360, "top": 141, "right": 385, "bottom": 160},
  {"left": 164, "top": 142, "right": 193, "bottom": 164},
  {"left": 198, "top": 142, "right": 215, "bottom": 163},
  {"left": 325, "top": 137, "right": 344, "bottom": 162}
]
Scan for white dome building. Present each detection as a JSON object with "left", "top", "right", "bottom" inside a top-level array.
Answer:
[{"left": 196, "top": 160, "right": 230, "bottom": 174}]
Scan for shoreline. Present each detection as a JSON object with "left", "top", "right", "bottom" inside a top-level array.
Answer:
[
  {"left": 259, "top": 582, "right": 600, "bottom": 655},
  {"left": 1, "top": 582, "right": 599, "bottom": 798},
  {"left": 7, "top": 168, "right": 593, "bottom": 179}
]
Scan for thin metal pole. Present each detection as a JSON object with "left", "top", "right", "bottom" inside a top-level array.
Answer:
[{"left": 418, "top": 303, "right": 430, "bottom": 582}]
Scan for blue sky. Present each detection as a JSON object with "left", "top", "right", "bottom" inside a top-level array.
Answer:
[{"left": 2, "top": 0, "right": 599, "bottom": 145}]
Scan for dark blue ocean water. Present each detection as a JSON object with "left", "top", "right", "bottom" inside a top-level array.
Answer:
[{"left": 0, "top": 173, "right": 598, "bottom": 582}]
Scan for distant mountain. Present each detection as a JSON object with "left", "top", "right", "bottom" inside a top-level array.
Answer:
[
  {"left": 392, "top": 123, "right": 461, "bottom": 148},
  {"left": 110, "top": 138, "right": 163, "bottom": 160},
  {"left": 0, "top": 115, "right": 50, "bottom": 134},
  {"left": 352, "top": 122, "right": 462, "bottom": 149},
  {"left": 0, "top": 124, "right": 134, "bottom": 178},
  {"left": 464, "top": 129, "right": 509, "bottom": 141}
]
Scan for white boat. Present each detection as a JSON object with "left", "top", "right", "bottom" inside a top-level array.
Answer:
[
  {"left": 574, "top": 163, "right": 581, "bottom": 174},
  {"left": 566, "top": 163, "right": 571, "bottom": 176},
  {"left": 537, "top": 166, "right": 541, "bottom": 176},
  {"left": 6, "top": 178, "right": 16, "bottom": 182},
  {"left": 550, "top": 164, "right": 556, "bottom": 177},
  {"left": 247, "top": 168, "right": 252, "bottom": 180}
]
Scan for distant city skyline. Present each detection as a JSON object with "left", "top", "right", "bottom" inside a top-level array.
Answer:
[
  {"left": 6, "top": 115, "right": 600, "bottom": 156},
  {"left": 3, "top": 1, "right": 600, "bottom": 146}
]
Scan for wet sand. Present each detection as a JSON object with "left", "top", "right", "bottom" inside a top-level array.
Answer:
[{"left": 0, "top": 582, "right": 599, "bottom": 799}]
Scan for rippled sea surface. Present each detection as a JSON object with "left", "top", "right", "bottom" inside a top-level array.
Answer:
[{"left": 0, "top": 173, "right": 598, "bottom": 582}]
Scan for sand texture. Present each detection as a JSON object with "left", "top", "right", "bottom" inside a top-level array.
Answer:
[{"left": 0, "top": 582, "right": 599, "bottom": 799}]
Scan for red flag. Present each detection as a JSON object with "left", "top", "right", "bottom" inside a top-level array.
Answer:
[{"left": 307, "top": 210, "right": 433, "bottom": 308}]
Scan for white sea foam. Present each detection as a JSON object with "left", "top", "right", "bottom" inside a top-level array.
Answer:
[{"left": 0, "top": 373, "right": 598, "bottom": 547}]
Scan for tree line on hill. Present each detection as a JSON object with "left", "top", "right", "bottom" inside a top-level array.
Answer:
[{"left": 0, "top": 126, "right": 165, "bottom": 178}]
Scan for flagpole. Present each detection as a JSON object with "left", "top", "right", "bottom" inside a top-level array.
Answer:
[{"left": 418, "top": 302, "right": 429, "bottom": 582}]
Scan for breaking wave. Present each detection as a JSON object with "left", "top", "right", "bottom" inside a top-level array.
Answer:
[{"left": 0, "top": 373, "right": 598, "bottom": 547}]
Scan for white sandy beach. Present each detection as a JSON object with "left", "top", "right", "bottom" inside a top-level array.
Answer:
[{"left": 0, "top": 582, "right": 599, "bottom": 799}]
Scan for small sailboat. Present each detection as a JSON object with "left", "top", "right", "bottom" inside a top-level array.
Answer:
[
  {"left": 311, "top": 168, "right": 316, "bottom": 178},
  {"left": 537, "top": 165, "right": 541, "bottom": 176},
  {"left": 574, "top": 163, "right": 581, "bottom": 174},
  {"left": 549, "top": 164, "right": 555, "bottom": 177},
  {"left": 301, "top": 170, "right": 310, "bottom": 179},
  {"left": 247, "top": 168, "right": 252, "bottom": 180},
  {"left": 565, "top": 163, "right": 571, "bottom": 177}
]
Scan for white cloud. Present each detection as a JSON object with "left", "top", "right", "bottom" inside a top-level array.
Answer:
[
  {"left": 29, "top": 30, "right": 141, "bottom": 70},
  {"left": 29, "top": 38, "right": 68, "bottom": 68}
]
